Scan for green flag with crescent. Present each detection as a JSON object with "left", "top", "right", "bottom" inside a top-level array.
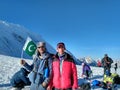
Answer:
[{"left": 23, "top": 37, "right": 37, "bottom": 56}]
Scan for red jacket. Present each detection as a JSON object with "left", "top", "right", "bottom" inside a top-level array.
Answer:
[
  {"left": 97, "top": 60, "right": 102, "bottom": 67},
  {"left": 49, "top": 53, "right": 78, "bottom": 89}
]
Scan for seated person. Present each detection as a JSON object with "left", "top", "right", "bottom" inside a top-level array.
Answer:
[
  {"left": 103, "top": 70, "right": 119, "bottom": 90},
  {"left": 10, "top": 68, "right": 31, "bottom": 89}
]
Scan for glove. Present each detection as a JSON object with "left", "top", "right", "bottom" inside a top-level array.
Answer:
[{"left": 20, "top": 60, "right": 26, "bottom": 65}]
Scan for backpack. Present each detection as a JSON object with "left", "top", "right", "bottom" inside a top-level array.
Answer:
[
  {"left": 44, "top": 53, "right": 54, "bottom": 78},
  {"left": 113, "top": 74, "right": 120, "bottom": 84},
  {"left": 91, "top": 80, "right": 101, "bottom": 86}
]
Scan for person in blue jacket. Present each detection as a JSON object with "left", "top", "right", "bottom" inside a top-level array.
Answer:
[
  {"left": 10, "top": 68, "right": 31, "bottom": 89},
  {"left": 20, "top": 42, "right": 53, "bottom": 90}
]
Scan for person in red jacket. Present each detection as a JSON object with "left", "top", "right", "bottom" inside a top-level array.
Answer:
[
  {"left": 97, "top": 60, "right": 102, "bottom": 67},
  {"left": 47, "top": 42, "right": 78, "bottom": 90}
]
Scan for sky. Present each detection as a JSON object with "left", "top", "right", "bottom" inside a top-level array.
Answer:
[{"left": 0, "top": 0, "right": 120, "bottom": 59}]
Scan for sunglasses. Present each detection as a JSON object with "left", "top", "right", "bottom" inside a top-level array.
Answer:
[
  {"left": 58, "top": 46, "right": 64, "bottom": 48},
  {"left": 37, "top": 46, "right": 45, "bottom": 48}
]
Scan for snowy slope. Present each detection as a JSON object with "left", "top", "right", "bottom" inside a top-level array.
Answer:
[
  {"left": 0, "top": 20, "right": 56, "bottom": 58},
  {"left": 0, "top": 55, "right": 32, "bottom": 90},
  {"left": 0, "top": 55, "right": 120, "bottom": 90}
]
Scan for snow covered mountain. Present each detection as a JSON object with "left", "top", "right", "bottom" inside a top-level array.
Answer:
[
  {"left": 0, "top": 20, "right": 56, "bottom": 58},
  {"left": 66, "top": 50, "right": 82, "bottom": 65},
  {"left": 78, "top": 57, "right": 97, "bottom": 66}
]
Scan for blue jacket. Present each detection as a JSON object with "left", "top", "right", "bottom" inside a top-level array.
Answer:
[{"left": 24, "top": 52, "right": 53, "bottom": 85}]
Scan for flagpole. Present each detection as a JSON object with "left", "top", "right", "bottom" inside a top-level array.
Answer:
[
  {"left": 21, "top": 36, "right": 29, "bottom": 60},
  {"left": 21, "top": 49, "right": 24, "bottom": 60}
]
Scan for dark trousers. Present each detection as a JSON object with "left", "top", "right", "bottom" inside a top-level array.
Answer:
[
  {"left": 83, "top": 70, "right": 89, "bottom": 78},
  {"left": 86, "top": 70, "right": 89, "bottom": 77},
  {"left": 104, "top": 67, "right": 110, "bottom": 74}
]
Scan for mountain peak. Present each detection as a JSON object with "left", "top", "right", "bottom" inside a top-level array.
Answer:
[{"left": 0, "top": 21, "right": 56, "bottom": 58}]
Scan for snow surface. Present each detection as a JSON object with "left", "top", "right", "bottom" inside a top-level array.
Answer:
[{"left": 0, "top": 55, "right": 120, "bottom": 90}]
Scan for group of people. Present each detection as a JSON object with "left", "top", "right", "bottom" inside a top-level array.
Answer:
[
  {"left": 99, "top": 54, "right": 120, "bottom": 90},
  {"left": 10, "top": 41, "right": 118, "bottom": 90},
  {"left": 11, "top": 42, "right": 78, "bottom": 90}
]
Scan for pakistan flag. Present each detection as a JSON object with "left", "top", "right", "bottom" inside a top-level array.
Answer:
[{"left": 23, "top": 37, "right": 37, "bottom": 56}]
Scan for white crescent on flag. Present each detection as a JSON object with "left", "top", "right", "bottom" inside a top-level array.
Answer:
[{"left": 28, "top": 45, "right": 35, "bottom": 52}]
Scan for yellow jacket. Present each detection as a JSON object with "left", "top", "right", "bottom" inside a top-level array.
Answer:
[{"left": 103, "top": 73, "right": 118, "bottom": 83}]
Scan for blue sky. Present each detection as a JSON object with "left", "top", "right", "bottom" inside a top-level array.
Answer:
[{"left": 0, "top": 0, "right": 120, "bottom": 59}]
